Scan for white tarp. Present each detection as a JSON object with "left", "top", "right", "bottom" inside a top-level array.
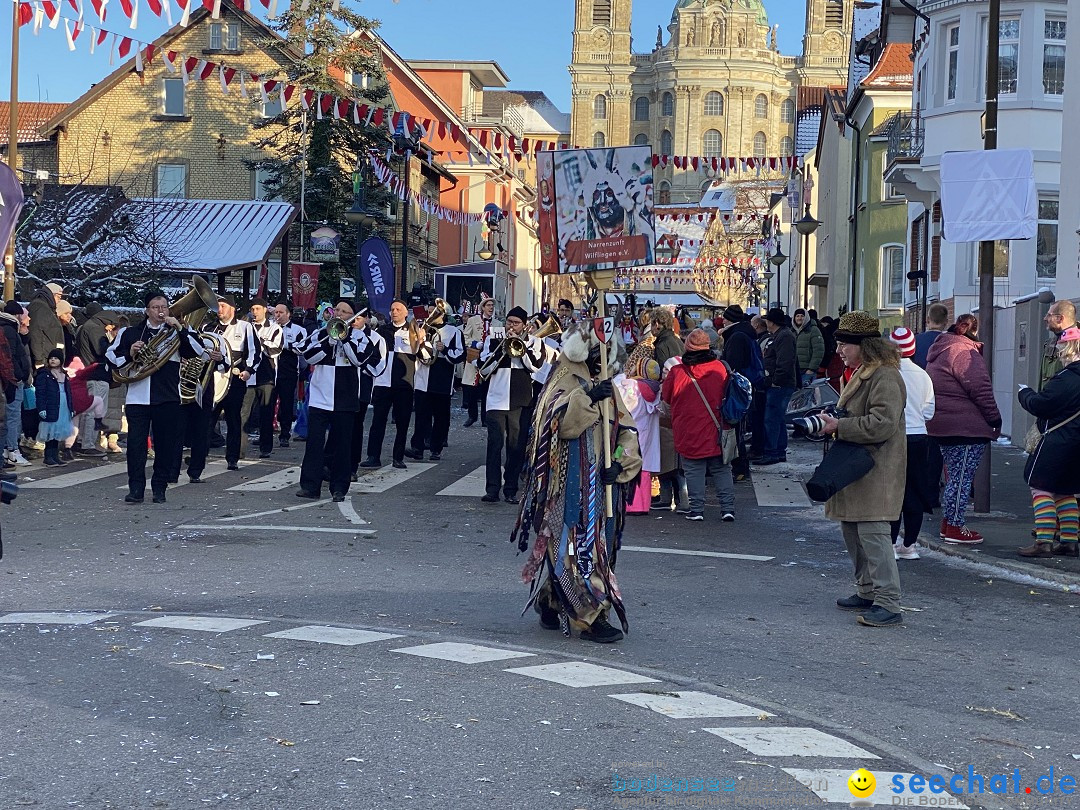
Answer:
[{"left": 940, "top": 149, "right": 1036, "bottom": 243}]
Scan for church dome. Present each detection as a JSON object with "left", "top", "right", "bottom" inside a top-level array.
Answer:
[{"left": 670, "top": 0, "right": 769, "bottom": 28}]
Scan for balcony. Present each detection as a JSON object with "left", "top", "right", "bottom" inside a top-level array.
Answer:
[{"left": 886, "top": 112, "right": 924, "bottom": 168}]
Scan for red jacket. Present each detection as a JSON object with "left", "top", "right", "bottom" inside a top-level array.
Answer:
[
  {"left": 68, "top": 364, "right": 99, "bottom": 415},
  {"left": 661, "top": 357, "right": 729, "bottom": 459},
  {"left": 925, "top": 333, "right": 1001, "bottom": 440}
]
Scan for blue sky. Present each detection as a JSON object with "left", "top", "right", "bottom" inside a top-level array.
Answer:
[{"left": 1, "top": 0, "right": 810, "bottom": 109}]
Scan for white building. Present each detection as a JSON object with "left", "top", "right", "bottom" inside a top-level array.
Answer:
[{"left": 1055, "top": 8, "right": 1080, "bottom": 301}]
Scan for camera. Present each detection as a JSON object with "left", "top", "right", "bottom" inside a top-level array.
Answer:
[
  {"left": 791, "top": 406, "right": 848, "bottom": 436},
  {"left": 1, "top": 480, "right": 17, "bottom": 505}
]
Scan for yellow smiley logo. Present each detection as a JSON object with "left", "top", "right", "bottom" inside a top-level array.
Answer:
[{"left": 848, "top": 768, "right": 876, "bottom": 798}]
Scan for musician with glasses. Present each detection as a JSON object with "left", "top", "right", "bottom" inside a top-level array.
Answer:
[
  {"left": 407, "top": 303, "right": 464, "bottom": 462},
  {"left": 172, "top": 319, "right": 229, "bottom": 485},
  {"left": 478, "top": 306, "right": 544, "bottom": 504},
  {"left": 212, "top": 294, "right": 261, "bottom": 471},
  {"left": 106, "top": 288, "right": 209, "bottom": 504},
  {"left": 362, "top": 300, "right": 416, "bottom": 470}
]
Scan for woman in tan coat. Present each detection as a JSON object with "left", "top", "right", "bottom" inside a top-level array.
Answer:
[{"left": 816, "top": 311, "right": 907, "bottom": 628}]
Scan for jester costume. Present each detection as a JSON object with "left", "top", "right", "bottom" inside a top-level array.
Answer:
[{"left": 512, "top": 322, "right": 642, "bottom": 643}]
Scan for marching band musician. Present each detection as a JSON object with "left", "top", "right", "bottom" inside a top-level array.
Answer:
[
  {"left": 296, "top": 299, "right": 374, "bottom": 502},
  {"left": 271, "top": 302, "right": 307, "bottom": 449},
  {"left": 349, "top": 308, "right": 387, "bottom": 479},
  {"left": 407, "top": 305, "right": 465, "bottom": 462},
  {"left": 516, "top": 313, "right": 562, "bottom": 465},
  {"left": 212, "top": 294, "right": 261, "bottom": 471},
  {"left": 247, "top": 298, "right": 284, "bottom": 459},
  {"left": 478, "top": 306, "right": 544, "bottom": 504},
  {"left": 362, "top": 300, "right": 416, "bottom": 470},
  {"left": 172, "top": 319, "right": 230, "bottom": 485},
  {"left": 105, "top": 289, "right": 210, "bottom": 504},
  {"left": 461, "top": 295, "right": 500, "bottom": 427}
]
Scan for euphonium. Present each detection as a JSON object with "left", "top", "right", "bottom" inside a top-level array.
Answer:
[{"left": 416, "top": 298, "right": 449, "bottom": 366}]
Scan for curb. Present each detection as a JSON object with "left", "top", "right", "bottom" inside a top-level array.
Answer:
[{"left": 919, "top": 535, "right": 1080, "bottom": 590}]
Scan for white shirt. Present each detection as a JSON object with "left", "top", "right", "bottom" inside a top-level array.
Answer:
[{"left": 899, "top": 357, "right": 936, "bottom": 435}]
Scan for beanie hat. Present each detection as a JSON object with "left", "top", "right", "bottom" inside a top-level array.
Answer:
[
  {"left": 142, "top": 288, "right": 167, "bottom": 307},
  {"left": 250, "top": 297, "right": 269, "bottom": 309},
  {"left": 506, "top": 306, "right": 528, "bottom": 323},
  {"left": 218, "top": 293, "right": 237, "bottom": 308},
  {"left": 84, "top": 302, "right": 103, "bottom": 317},
  {"left": 794, "top": 308, "right": 807, "bottom": 317},
  {"left": 889, "top": 327, "right": 916, "bottom": 357},
  {"left": 834, "top": 311, "right": 881, "bottom": 344},
  {"left": 45, "top": 282, "right": 63, "bottom": 296},
  {"left": 642, "top": 359, "right": 661, "bottom": 382},
  {"left": 47, "top": 348, "right": 65, "bottom": 364},
  {"left": 684, "top": 328, "right": 711, "bottom": 352},
  {"left": 764, "top": 307, "right": 787, "bottom": 326},
  {"left": 3, "top": 301, "right": 22, "bottom": 316},
  {"left": 56, "top": 300, "right": 73, "bottom": 316},
  {"left": 721, "top": 304, "right": 745, "bottom": 323}
]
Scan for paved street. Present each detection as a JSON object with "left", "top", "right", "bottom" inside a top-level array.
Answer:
[{"left": 1, "top": 413, "right": 1077, "bottom": 810}]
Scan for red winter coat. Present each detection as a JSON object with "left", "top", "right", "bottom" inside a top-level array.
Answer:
[
  {"left": 68, "top": 363, "right": 99, "bottom": 415},
  {"left": 925, "top": 333, "right": 1001, "bottom": 440},
  {"left": 661, "top": 355, "right": 729, "bottom": 460}
]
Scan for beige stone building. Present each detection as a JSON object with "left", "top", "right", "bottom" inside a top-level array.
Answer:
[{"left": 570, "top": 0, "right": 853, "bottom": 203}]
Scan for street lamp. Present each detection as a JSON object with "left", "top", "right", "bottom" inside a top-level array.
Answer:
[
  {"left": 344, "top": 163, "right": 377, "bottom": 305},
  {"left": 793, "top": 204, "right": 821, "bottom": 309},
  {"left": 392, "top": 119, "right": 424, "bottom": 300}
]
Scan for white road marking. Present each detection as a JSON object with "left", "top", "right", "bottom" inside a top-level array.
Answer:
[
  {"left": 609, "top": 691, "right": 773, "bottom": 719},
  {"left": 179, "top": 524, "right": 376, "bottom": 536},
  {"left": 227, "top": 466, "right": 301, "bottom": 492},
  {"left": 782, "top": 769, "right": 969, "bottom": 807},
  {"left": 337, "top": 498, "right": 369, "bottom": 525},
  {"left": 752, "top": 474, "right": 812, "bottom": 507},
  {"left": 114, "top": 459, "right": 257, "bottom": 490},
  {"left": 504, "top": 661, "right": 659, "bottom": 688},
  {"left": 263, "top": 626, "right": 402, "bottom": 646},
  {"left": 436, "top": 466, "right": 486, "bottom": 497},
  {"left": 350, "top": 462, "right": 434, "bottom": 493},
  {"left": 393, "top": 642, "right": 534, "bottom": 664},
  {"left": 0, "top": 612, "right": 116, "bottom": 625},
  {"left": 21, "top": 463, "right": 127, "bottom": 489},
  {"left": 217, "top": 499, "right": 332, "bottom": 521},
  {"left": 134, "top": 616, "right": 268, "bottom": 633},
  {"left": 703, "top": 727, "right": 879, "bottom": 759},
  {"left": 622, "top": 545, "right": 774, "bottom": 562}
]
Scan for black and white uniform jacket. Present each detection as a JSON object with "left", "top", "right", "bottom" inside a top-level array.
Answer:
[
  {"left": 301, "top": 327, "right": 374, "bottom": 413},
  {"left": 414, "top": 324, "right": 465, "bottom": 396},
  {"left": 196, "top": 331, "right": 232, "bottom": 408},
  {"left": 276, "top": 322, "right": 307, "bottom": 382},
  {"left": 213, "top": 318, "right": 261, "bottom": 386},
  {"left": 357, "top": 327, "right": 388, "bottom": 405},
  {"left": 531, "top": 337, "right": 562, "bottom": 386},
  {"left": 373, "top": 322, "right": 416, "bottom": 390},
  {"left": 106, "top": 321, "right": 209, "bottom": 406},
  {"left": 251, "top": 318, "right": 284, "bottom": 387},
  {"left": 479, "top": 332, "right": 544, "bottom": 411}
]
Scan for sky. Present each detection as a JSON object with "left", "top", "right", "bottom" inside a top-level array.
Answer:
[{"left": 1, "top": 0, "right": 810, "bottom": 110}]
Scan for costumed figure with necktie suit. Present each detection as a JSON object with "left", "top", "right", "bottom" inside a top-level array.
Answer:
[{"left": 461, "top": 295, "right": 501, "bottom": 427}]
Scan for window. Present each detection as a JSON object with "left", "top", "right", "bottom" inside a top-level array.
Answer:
[
  {"left": 779, "top": 136, "right": 794, "bottom": 157},
  {"left": 661, "top": 92, "right": 674, "bottom": 117},
  {"left": 881, "top": 245, "right": 905, "bottom": 309},
  {"left": 592, "top": 0, "right": 611, "bottom": 26},
  {"left": 1037, "top": 198, "right": 1059, "bottom": 278},
  {"left": 592, "top": 131, "right": 606, "bottom": 148},
  {"left": 660, "top": 129, "right": 673, "bottom": 155},
  {"left": 593, "top": 94, "right": 607, "bottom": 119},
  {"left": 658, "top": 181, "right": 671, "bottom": 205},
  {"left": 780, "top": 99, "right": 795, "bottom": 123},
  {"left": 262, "top": 94, "right": 284, "bottom": 118},
  {"left": 754, "top": 94, "right": 768, "bottom": 119},
  {"left": 946, "top": 25, "right": 959, "bottom": 101},
  {"left": 634, "top": 133, "right": 649, "bottom": 146},
  {"left": 826, "top": 0, "right": 844, "bottom": 28},
  {"left": 156, "top": 163, "right": 187, "bottom": 198},
  {"left": 634, "top": 96, "right": 650, "bottom": 121},
  {"left": 753, "top": 132, "right": 767, "bottom": 158},
  {"left": 703, "top": 91, "right": 724, "bottom": 116},
  {"left": 993, "top": 240, "right": 1010, "bottom": 278},
  {"left": 1044, "top": 19, "right": 1067, "bottom": 95},
  {"left": 209, "top": 22, "right": 239, "bottom": 50},
  {"left": 997, "top": 18, "right": 1020, "bottom": 95},
  {"left": 253, "top": 165, "right": 278, "bottom": 201},
  {"left": 162, "top": 78, "right": 184, "bottom": 116},
  {"left": 702, "top": 129, "right": 723, "bottom": 158}
]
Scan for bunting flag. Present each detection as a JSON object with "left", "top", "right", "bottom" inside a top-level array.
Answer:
[{"left": 369, "top": 154, "right": 482, "bottom": 226}]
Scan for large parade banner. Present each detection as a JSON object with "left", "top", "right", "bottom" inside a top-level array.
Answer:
[
  {"left": 545, "top": 145, "right": 655, "bottom": 274},
  {"left": 291, "top": 261, "right": 320, "bottom": 310},
  {"left": 359, "top": 236, "right": 395, "bottom": 317}
]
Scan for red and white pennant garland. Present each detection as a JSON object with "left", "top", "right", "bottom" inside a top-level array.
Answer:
[{"left": 368, "top": 154, "right": 481, "bottom": 226}]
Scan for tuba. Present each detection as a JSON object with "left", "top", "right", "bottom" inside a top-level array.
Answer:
[
  {"left": 415, "top": 298, "right": 449, "bottom": 366},
  {"left": 115, "top": 275, "right": 219, "bottom": 386}
]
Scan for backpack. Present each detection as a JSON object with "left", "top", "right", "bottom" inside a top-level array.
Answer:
[{"left": 719, "top": 360, "right": 752, "bottom": 425}]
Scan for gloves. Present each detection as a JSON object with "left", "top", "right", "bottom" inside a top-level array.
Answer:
[
  {"left": 601, "top": 460, "right": 622, "bottom": 485},
  {"left": 587, "top": 380, "right": 614, "bottom": 404}
]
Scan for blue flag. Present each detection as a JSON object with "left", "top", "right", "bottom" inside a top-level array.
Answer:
[{"left": 359, "top": 237, "right": 395, "bottom": 317}]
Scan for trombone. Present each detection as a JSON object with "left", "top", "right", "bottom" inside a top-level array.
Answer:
[
  {"left": 409, "top": 298, "right": 449, "bottom": 366},
  {"left": 478, "top": 331, "right": 528, "bottom": 379}
]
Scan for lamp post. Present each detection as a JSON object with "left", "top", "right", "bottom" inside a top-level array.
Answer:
[
  {"left": 392, "top": 119, "right": 424, "bottom": 301},
  {"left": 793, "top": 204, "right": 821, "bottom": 309},
  {"left": 768, "top": 241, "right": 787, "bottom": 310},
  {"left": 344, "top": 163, "right": 377, "bottom": 305}
]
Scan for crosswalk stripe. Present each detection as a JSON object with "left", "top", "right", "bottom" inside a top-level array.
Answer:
[
  {"left": 622, "top": 545, "right": 774, "bottom": 562},
  {"left": 609, "top": 691, "right": 772, "bottom": 719},
  {"left": 392, "top": 642, "right": 534, "bottom": 664},
  {"left": 133, "top": 616, "right": 268, "bottom": 633},
  {"left": 179, "top": 524, "right": 376, "bottom": 536},
  {"left": 21, "top": 462, "right": 127, "bottom": 489},
  {"left": 752, "top": 473, "right": 812, "bottom": 507},
  {"left": 703, "top": 727, "right": 879, "bottom": 759},
  {"left": 114, "top": 459, "right": 258, "bottom": 490},
  {"left": 336, "top": 498, "right": 369, "bottom": 525},
  {"left": 217, "top": 499, "right": 332, "bottom": 521},
  {"left": 504, "top": 662, "right": 659, "bottom": 688},
  {"left": 350, "top": 462, "right": 435, "bottom": 493},
  {"left": 227, "top": 466, "right": 301, "bottom": 492},
  {"left": 436, "top": 466, "right": 486, "bottom": 496},
  {"left": 263, "top": 626, "right": 402, "bottom": 646},
  {"left": 0, "top": 612, "right": 117, "bottom": 625},
  {"left": 782, "top": 769, "right": 969, "bottom": 807}
]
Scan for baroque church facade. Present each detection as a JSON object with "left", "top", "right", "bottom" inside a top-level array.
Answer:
[{"left": 570, "top": 0, "right": 853, "bottom": 203}]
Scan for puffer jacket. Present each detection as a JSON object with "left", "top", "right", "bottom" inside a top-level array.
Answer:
[
  {"left": 0, "top": 313, "right": 30, "bottom": 383},
  {"left": 925, "top": 332, "right": 1001, "bottom": 441},
  {"left": 795, "top": 320, "right": 825, "bottom": 374},
  {"left": 1020, "top": 363, "right": 1080, "bottom": 494},
  {"left": 661, "top": 350, "right": 729, "bottom": 459},
  {"left": 27, "top": 288, "right": 65, "bottom": 368}
]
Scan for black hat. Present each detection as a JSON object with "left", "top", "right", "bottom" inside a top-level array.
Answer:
[
  {"left": 218, "top": 293, "right": 237, "bottom": 308},
  {"left": 47, "top": 348, "right": 65, "bottom": 364},
  {"left": 721, "top": 305, "right": 745, "bottom": 323},
  {"left": 764, "top": 307, "right": 787, "bottom": 326},
  {"left": 142, "top": 289, "right": 167, "bottom": 308},
  {"left": 794, "top": 308, "right": 807, "bottom": 317},
  {"left": 99, "top": 310, "right": 121, "bottom": 325},
  {"left": 3, "top": 301, "right": 22, "bottom": 316},
  {"left": 250, "top": 297, "right": 269, "bottom": 308},
  {"left": 506, "top": 306, "right": 528, "bottom": 323},
  {"left": 84, "top": 302, "right": 103, "bottom": 317},
  {"left": 333, "top": 298, "right": 355, "bottom": 314}
]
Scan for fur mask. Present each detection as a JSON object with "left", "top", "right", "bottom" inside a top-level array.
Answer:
[{"left": 560, "top": 320, "right": 627, "bottom": 376}]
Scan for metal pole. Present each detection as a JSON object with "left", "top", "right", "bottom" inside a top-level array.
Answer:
[
  {"left": 974, "top": 0, "right": 1000, "bottom": 514},
  {"left": 5, "top": 0, "right": 21, "bottom": 301},
  {"left": 299, "top": 111, "right": 307, "bottom": 263},
  {"left": 399, "top": 149, "right": 411, "bottom": 301}
]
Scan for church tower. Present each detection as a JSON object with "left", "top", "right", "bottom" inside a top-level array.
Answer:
[
  {"left": 569, "top": 0, "right": 634, "bottom": 149},
  {"left": 800, "top": 0, "right": 855, "bottom": 83}
]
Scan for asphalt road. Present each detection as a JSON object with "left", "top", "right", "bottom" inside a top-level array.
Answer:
[{"left": 0, "top": 412, "right": 1076, "bottom": 810}]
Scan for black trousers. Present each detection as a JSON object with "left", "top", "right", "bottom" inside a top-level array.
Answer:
[
  {"left": 463, "top": 383, "right": 487, "bottom": 422},
  {"left": 367, "top": 384, "right": 413, "bottom": 463},
  {"left": 300, "top": 406, "right": 355, "bottom": 496},
  {"left": 274, "top": 372, "right": 297, "bottom": 441},
  {"left": 731, "top": 419, "right": 750, "bottom": 477},
  {"left": 242, "top": 383, "right": 276, "bottom": 456},
  {"left": 485, "top": 408, "right": 523, "bottom": 498},
  {"left": 428, "top": 392, "right": 452, "bottom": 453},
  {"left": 218, "top": 377, "right": 247, "bottom": 464},
  {"left": 171, "top": 400, "right": 212, "bottom": 481},
  {"left": 749, "top": 389, "right": 766, "bottom": 456},
  {"left": 410, "top": 389, "right": 432, "bottom": 452},
  {"left": 515, "top": 402, "right": 535, "bottom": 465},
  {"left": 126, "top": 402, "right": 182, "bottom": 497},
  {"left": 349, "top": 402, "right": 370, "bottom": 472}
]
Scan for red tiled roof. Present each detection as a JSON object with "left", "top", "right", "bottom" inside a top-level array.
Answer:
[
  {"left": 0, "top": 102, "right": 68, "bottom": 143},
  {"left": 861, "top": 42, "right": 914, "bottom": 90}
]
